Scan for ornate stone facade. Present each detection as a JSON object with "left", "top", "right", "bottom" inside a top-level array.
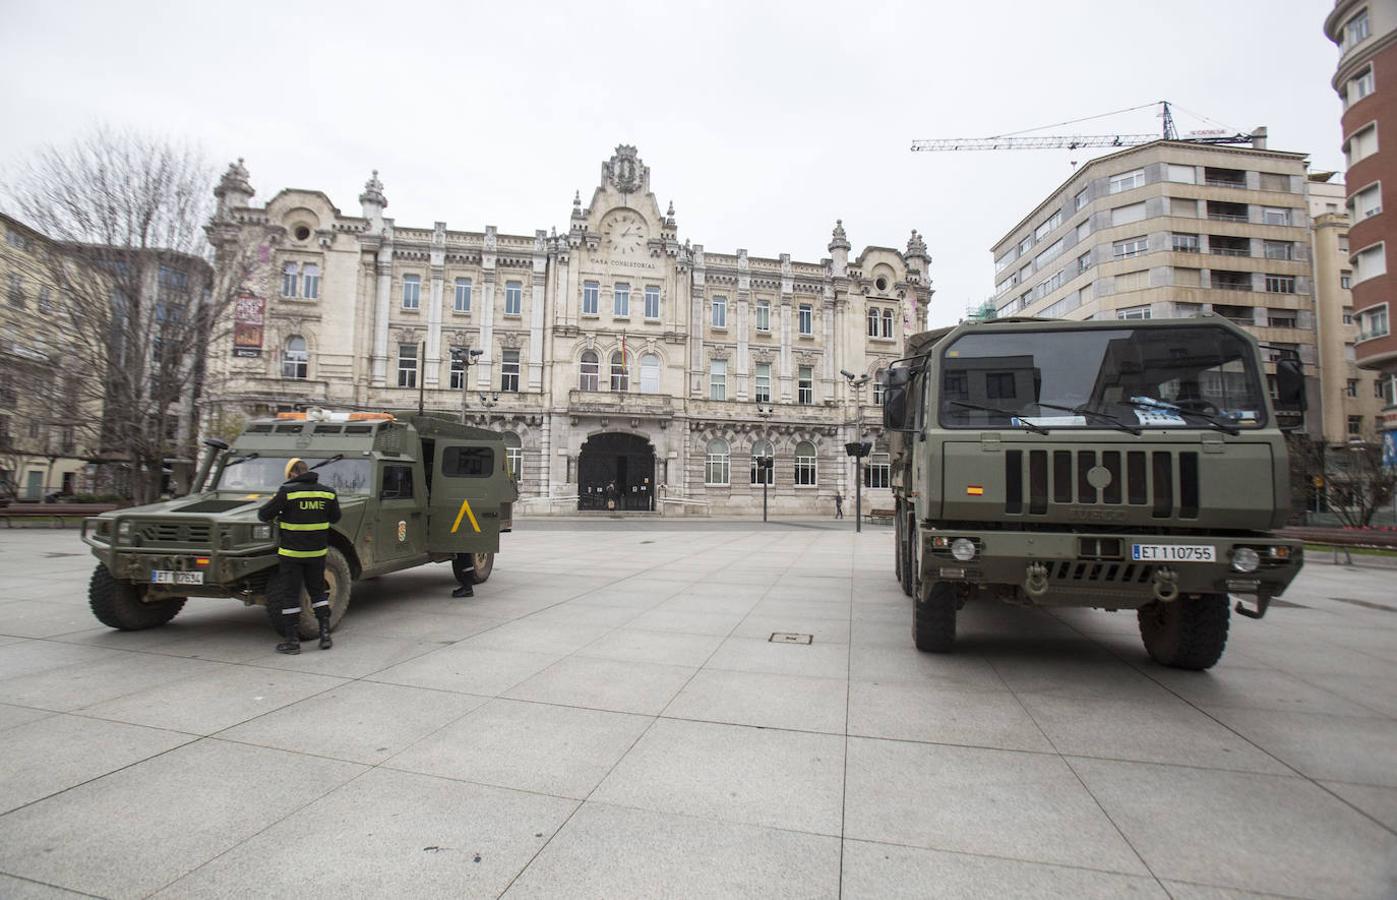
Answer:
[{"left": 204, "top": 147, "right": 932, "bottom": 514}]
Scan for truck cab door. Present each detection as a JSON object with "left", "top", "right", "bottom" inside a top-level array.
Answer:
[
  {"left": 428, "top": 441, "right": 503, "bottom": 554},
  {"left": 375, "top": 460, "right": 428, "bottom": 566}
]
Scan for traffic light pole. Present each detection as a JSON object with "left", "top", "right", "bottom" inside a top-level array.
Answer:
[{"left": 855, "top": 454, "right": 863, "bottom": 533}]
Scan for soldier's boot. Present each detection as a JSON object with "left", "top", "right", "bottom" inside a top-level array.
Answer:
[
  {"left": 451, "top": 582, "right": 474, "bottom": 598},
  {"left": 276, "top": 619, "right": 301, "bottom": 655},
  {"left": 313, "top": 595, "right": 332, "bottom": 650}
]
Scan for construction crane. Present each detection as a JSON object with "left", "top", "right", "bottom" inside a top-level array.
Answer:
[{"left": 911, "top": 101, "right": 1261, "bottom": 153}]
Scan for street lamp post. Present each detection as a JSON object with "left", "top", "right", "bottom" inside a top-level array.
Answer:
[
  {"left": 840, "top": 371, "right": 871, "bottom": 532},
  {"left": 449, "top": 347, "right": 484, "bottom": 424},
  {"left": 756, "top": 403, "right": 774, "bottom": 523}
]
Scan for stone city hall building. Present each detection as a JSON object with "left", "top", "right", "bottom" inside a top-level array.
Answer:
[{"left": 204, "top": 147, "right": 932, "bottom": 513}]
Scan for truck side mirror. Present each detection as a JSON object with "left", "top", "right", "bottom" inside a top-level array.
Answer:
[
  {"left": 1273, "top": 357, "right": 1306, "bottom": 430},
  {"left": 1274, "top": 358, "right": 1306, "bottom": 410},
  {"left": 883, "top": 368, "right": 913, "bottom": 431}
]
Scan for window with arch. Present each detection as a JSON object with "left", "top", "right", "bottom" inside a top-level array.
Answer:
[
  {"left": 705, "top": 438, "right": 730, "bottom": 486},
  {"left": 794, "top": 440, "right": 817, "bottom": 486},
  {"left": 610, "top": 350, "right": 629, "bottom": 391},
  {"left": 281, "top": 263, "right": 298, "bottom": 298},
  {"left": 579, "top": 350, "right": 599, "bottom": 391},
  {"left": 873, "top": 368, "right": 886, "bottom": 405},
  {"left": 882, "top": 309, "right": 894, "bottom": 338},
  {"left": 640, "top": 353, "right": 661, "bottom": 394},
  {"left": 865, "top": 452, "right": 890, "bottom": 489},
  {"left": 750, "top": 439, "right": 774, "bottom": 485},
  {"left": 867, "top": 307, "right": 880, "bottom": 337},
  {"left": 502, "top": 431, "right": 523, "bottom": 482},
  {"left": 302, "top": 264, "right": 320, "bottom": 300},
  {"left": 282, "top": 335, "right": 308, "bottom": 379}
]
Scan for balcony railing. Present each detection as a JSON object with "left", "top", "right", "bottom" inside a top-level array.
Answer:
[
  {"left": 1209, "top": 247, "right": 1251, "bottom": 257},
  {"left": 1208, "top": 212, "right": 1250, "bottom": 223},
  {"left": 1204, "top": 178, "right": 1248, "bottom": 188}
]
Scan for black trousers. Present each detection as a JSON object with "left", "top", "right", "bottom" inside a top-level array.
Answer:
[{"left": 276, "top": 555, "right": 330, "bottom": 633}]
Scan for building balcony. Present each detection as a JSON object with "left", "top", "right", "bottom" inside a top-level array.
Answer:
[{"left": 568, "top": 389, "right": 672, "bottom": 417}]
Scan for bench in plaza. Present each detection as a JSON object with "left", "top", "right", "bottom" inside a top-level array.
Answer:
[{"left": 864, "top": 508, "right": 895, "bottom": 524}]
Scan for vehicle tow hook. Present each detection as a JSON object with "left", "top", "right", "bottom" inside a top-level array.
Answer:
[
  {"left": 1233, "top": 594, "right": 1271, "bottom": 620},
  {"left": 1024, "top": 562, "right": 1050, "bottom": 599},
  {"left": 1151, "top": 567, "right": 1180, "bottom": 603}
]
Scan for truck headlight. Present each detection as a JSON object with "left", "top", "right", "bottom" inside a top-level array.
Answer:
[
  {"left": 951, "top": 538, "right": 978, "bottom": 562},
  {"left": 1231, "top": 547, "right": 1260, "bottom": 574},
  {"left": 252, "top": 524, "right": 272, "bottom": 540},
  {"left": 117, "top": 521, "right": 132, "bottom": 541}
]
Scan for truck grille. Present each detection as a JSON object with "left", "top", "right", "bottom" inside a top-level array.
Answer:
[
  {"left": 135, "top": 522, "right": 213, "bottom": 545},
  {"left": 1005, "top": 449, "right": 1199, "bottom": 519}
]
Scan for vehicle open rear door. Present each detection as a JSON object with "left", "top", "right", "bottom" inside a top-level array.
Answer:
[{"left": 428, "top": 440, "right": 503, "bottom": 554}]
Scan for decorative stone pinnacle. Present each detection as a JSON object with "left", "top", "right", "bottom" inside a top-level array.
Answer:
[
  {"left": 359, "top": 169, "right": 387, "bottom": 209},
  {"left": 214, "top": 158, "right": 254, "bottom": 201},
  {"left": 906, "top": 228, "right": 928, "bottom": 258},
  {"left": 828, "top": 218, "right": 851, "bottom": 252}
]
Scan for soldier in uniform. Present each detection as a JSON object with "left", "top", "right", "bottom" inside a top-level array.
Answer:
[{"left": 258, "top": 458, "right": 341, "bottom": 654}]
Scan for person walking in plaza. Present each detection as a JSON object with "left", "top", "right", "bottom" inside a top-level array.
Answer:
[
  {"left": 834, "top": 491, "right": 844, "bottom": 519},
  {"left": 258, "top": 458, "right": 341, "bottom": 654}
]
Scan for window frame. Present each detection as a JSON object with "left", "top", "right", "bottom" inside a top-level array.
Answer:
[
  {"left": 613, "top": 282, "right": 630, "bottom": 317},
  {"left": 705, "top": 439, "right": 731, "bottom": 486},
  {"left": 644, "top": 285, "right": 661, "bottom": 320},
  {"left": 500, "top": 349, "right": 520, "bottom": 392},
  {"left": 396, "top": 343, "right": 418, "bottom": 388},
  {"left": 709, "top": 358, "right": 727, "bottom": 401},
  {"left": 582, "top": 280, "right": 599, "bottom": 316},
  {"left": 797, "top": 365, "right": 813, "bottom": 405},
  {"left": 282, "top": 335, "right": 308, "bottom": 379},
  {"left": 579, "top": 350, "right": 600, "bottom": 391},
  {"left": 610, "top": 350, "right": 629, "bottom": 391},
  {"left": 401, "top": 274, "right": 421, "bottom": 310},
  {"left": 754, "top": 362, "right": 771, "bottom": 403},
  {"left": 793, "top": 441, "right": 817, "bottom": 486},
  {"left": 281, "top": 263, "right": 299, "bottom": 299},
  {"left": 302, "top": 263, "right": 320, "bottom": 300},
  {"left": 454, "top": 277, "right": 473, "bottom": 313},
  {"left": 755, "top": 299, "right": 771, "bottom": 332},
  {"left": 1109, "top": 168, "right": 1146, "bottom": 194},
  {"left": 798, "top": 303, "right": 813, "bottom": 336},
  {"left": 504, "top": 280, "right": 523, "bottom": 316},
  {"left": 712, "top": 295, "right": 727, "bottom": 328}
]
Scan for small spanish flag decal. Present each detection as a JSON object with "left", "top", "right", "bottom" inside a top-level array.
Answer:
[{"left": 966, "top": 485, "right": 985, "bottom": 496}]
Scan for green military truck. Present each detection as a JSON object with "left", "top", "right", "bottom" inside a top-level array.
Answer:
[
  {"left": 883, "top": 316, "right": 1306, "bottom": 669},
  {"left": 82, "top": 412, "right": 517, "bottom": 639}
]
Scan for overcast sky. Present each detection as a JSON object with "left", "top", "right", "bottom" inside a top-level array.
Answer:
[{"left": 0, "top": 0, "right": 1345, "bottom": 327}]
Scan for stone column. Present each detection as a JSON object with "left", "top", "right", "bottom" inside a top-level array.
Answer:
[
  {"left": 736, "top": 249, "right": 751, "bottom": 401},
  {"left": 477, "top": 226, "right": 497, "bottom": 389},
  {"left": 371, "top": 225, "right": 394, "bottom": 387},
  {"left": 529, "top": 229, "right": 547, "bottom": 391},
  {"left": 425, "top": 221, "right": 446, "bottom": 387},
  {"left": 690, "top": 246, "right": 706, "bottom": 397}
]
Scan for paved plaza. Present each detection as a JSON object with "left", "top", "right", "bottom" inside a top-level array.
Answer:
[{"left": 0, "top": 522, "right": 1394, "bottom": 898}]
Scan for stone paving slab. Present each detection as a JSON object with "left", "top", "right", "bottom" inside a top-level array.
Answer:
[{"left": 0, "top": 526, "right": 1394, "bottom": 898}]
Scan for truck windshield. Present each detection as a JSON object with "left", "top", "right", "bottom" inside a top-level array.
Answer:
[
  {"left": 213, "top": 457, "right": 374, "bottom": 496},
  {"left": 938, "top": 324, "right": 1266, "bottom": 431}
]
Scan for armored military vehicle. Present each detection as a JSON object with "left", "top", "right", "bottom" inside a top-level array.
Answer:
[
  {"left": 883, "top": 316, "right": 1305, "bottom": 669},
  {"left": 82, "top": 411, "right": 517, "bottom": 639}
]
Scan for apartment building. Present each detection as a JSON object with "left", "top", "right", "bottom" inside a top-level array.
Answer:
[
  {"left": 1308, "top": 173, "right": 1387, "bottom": 446},
  {"left": 989, "top": 139, "right": 1321, "bottom": 435},
  {"left": 1325, "top": 0, "right": 1397, "bottom": 447}
]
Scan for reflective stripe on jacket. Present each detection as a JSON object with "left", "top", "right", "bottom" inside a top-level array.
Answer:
[{"left": 257, "top": 471, "right": 341, "bottom": 557}]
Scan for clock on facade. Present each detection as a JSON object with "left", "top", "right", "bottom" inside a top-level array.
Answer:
[{"left": 602, "top": 212, "right": 647, "bottom": 256}]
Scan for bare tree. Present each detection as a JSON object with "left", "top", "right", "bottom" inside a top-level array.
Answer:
[
  {"left": 2, "top": 128, "right": 260, "bottom": 504},
  {"left": 1291, "top": 433, "right": 1397, "bottom": 528}
]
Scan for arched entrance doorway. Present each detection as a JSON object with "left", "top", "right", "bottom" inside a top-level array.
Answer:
[{"left": 578, "top": 432, "right": 655, "bottom": 511}]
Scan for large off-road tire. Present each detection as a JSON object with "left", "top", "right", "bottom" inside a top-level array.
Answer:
[
  {"left": 89, "top": 564, "right": 185, "bottom": 630},
  {"left": 913, "top": 580, "right": 957, "bottom": 653},
  {"left": 453, "top": 552, "right": 493, "bottom": 585},
  {"left": 1138, "top": 593, "right": 1230, "bottom": 670},
  {"left": 264, "top": 548, "right": 353, "bottom": 641}
]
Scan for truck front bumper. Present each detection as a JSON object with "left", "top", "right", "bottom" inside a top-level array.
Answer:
[{"left": 919, "top": 529, "right": 1303, "bottom": 609}]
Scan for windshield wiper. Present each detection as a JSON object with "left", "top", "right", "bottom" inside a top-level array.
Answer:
[
  {"left": 948, "top": 400, "right": 1049, "bottom": 435},
  {"left": 310, "top": 454, "right": 344, "bottom": 470},
  {"left": 1126, "top": 397, "right": 1240, "bottom": 436},
  {"left": 1033, "top": 401, "right": 1143, "bottom": 435},
  {"left": 222, "top": 452, "right": 260, "bottom": 468}
]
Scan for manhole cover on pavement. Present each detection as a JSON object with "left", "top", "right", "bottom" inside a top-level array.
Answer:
[{"left": 769, "top": 632, "right": 813, "bottom": 644}]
